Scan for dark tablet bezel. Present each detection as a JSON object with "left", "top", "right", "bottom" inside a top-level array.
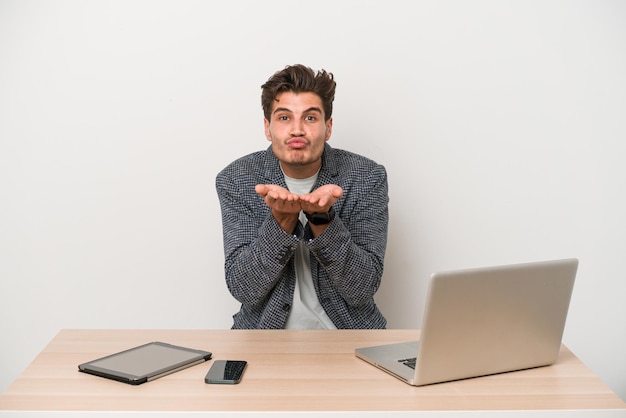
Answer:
[{"left": 78, "top": 341, "right": 212, "bottom": 385}]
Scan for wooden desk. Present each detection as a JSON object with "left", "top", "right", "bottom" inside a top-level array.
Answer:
[{"left": 0, "top": 329, "right": 624, "bottom": 416}]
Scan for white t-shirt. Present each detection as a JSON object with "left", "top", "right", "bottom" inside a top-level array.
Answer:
[{"left": 282, "top": 173, "right": 337, "bottom": 329}]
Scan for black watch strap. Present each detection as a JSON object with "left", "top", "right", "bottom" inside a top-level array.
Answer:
[{"left": 305, "top": 206, "right": 336, "bottom": 225}]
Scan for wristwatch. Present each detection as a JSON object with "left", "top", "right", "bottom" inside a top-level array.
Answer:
[{"left": 305, "top": 206, "right": 336, "bottom": 225}]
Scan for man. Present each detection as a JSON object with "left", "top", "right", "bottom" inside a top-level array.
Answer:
[{"left": 216, "top": 64, "right": 389, "bottom": 329}]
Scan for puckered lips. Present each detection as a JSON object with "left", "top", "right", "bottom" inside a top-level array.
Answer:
[{"left": 287, "top": 138, "right": 307, "bottom": 149}]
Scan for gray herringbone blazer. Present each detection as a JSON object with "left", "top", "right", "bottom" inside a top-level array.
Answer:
[{"left": 216, "top": 143, "right": 388, "bottom": 329}]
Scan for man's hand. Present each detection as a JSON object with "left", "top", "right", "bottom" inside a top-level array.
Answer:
[
  {"left": 255, "top": 184, "right": 302, "bottom": 213},
  {"left": 299, "top": 184, "right": 343, "bottom": 214},
  {"left": 255, "top": 184, "right": 300, "bottom": 233}
]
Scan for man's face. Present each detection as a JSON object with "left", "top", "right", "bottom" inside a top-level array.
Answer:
[{"left": 264, "top": 91, "right": 332, "bottom": 179}]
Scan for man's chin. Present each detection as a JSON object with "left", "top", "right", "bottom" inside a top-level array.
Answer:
[{"left": 283, "top": 152, "right": 313, "bottom": 166}]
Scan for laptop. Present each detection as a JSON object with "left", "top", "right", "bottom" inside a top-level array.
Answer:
[{"left": 355, "top": 258, "right": 578, "bottom": 386}]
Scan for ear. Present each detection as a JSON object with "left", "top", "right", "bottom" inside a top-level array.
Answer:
[
  {"left": 264, "top": 118, "right": 272, "bottom": 142},
  {"left": 325, "top": 117, "right": 333, "bottom": 141}
]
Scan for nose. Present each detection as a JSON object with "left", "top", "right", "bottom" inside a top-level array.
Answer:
[{"left": 290, "top": 120, "right": 305, "bottom": 137}]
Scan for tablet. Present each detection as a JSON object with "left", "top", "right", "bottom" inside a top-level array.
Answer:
[{"left": 78, "top": 341, "right": 212, "bottom": 385}]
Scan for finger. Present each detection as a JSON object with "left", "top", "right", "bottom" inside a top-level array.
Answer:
[
  {"left": 268, "top": 190, "right": 281, "bottom": 200},
  {"left": 300, "top": 194, "right": 318, "bottom": 204},
  {"left": 255, "top": 184, "right": 269, "bottom": 196},
  {"left": 316, "top": 196, "right": 330, "bottom": 207},
  {"left": 331, "top": 186, "right": 344, "bottom": 198}
]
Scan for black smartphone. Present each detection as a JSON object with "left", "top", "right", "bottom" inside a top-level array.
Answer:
[{"left": 204, "top": 360, "right": 247, "bottom": 384}]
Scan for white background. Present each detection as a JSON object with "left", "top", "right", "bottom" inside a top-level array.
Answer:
[{"left": 1, "top": 0, "right": 624, "bottom": 402}]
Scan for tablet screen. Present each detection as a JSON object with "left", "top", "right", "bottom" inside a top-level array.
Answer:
[{"left": 79, "top": 342, "right": 212, "bottom": 384}]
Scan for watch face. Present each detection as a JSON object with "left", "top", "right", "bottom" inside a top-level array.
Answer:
[
  {"left": 309, "top": 213, "right": 331, "bottom": 225},
  {"left": 307, "top": 207, "right": 335, "bottom": 225}
]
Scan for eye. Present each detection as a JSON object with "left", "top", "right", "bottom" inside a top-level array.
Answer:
[
  {"left": 305, "top": 115, "right": 316, "bottom": 121},
  {"left": 278, "top": 115, "right": 289, "bottom": 121}
]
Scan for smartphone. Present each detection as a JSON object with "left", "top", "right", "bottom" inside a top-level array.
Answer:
[{"left": 204, "top": 360, "right": 247, "bottom": 384}]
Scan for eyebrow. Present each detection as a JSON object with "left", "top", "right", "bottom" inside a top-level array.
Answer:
[{"left": 272, "top": 106, "right": 323, "bottom": 115}]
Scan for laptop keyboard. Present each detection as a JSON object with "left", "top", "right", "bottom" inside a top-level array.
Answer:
[{"left": 398, "top": 357, "right": 417, "bottom": 369}]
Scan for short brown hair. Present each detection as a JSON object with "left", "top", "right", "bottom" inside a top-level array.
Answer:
[{"left": 261, "top": 64, "right": 336, "bottom": 122}]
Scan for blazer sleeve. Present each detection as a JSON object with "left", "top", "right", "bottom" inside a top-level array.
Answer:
[
  {"left": 216, "top": 167, "right": 301, "bottom": 306},
  {"left": 306, "top": 163, "right": 389, "bottom": 307}
]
